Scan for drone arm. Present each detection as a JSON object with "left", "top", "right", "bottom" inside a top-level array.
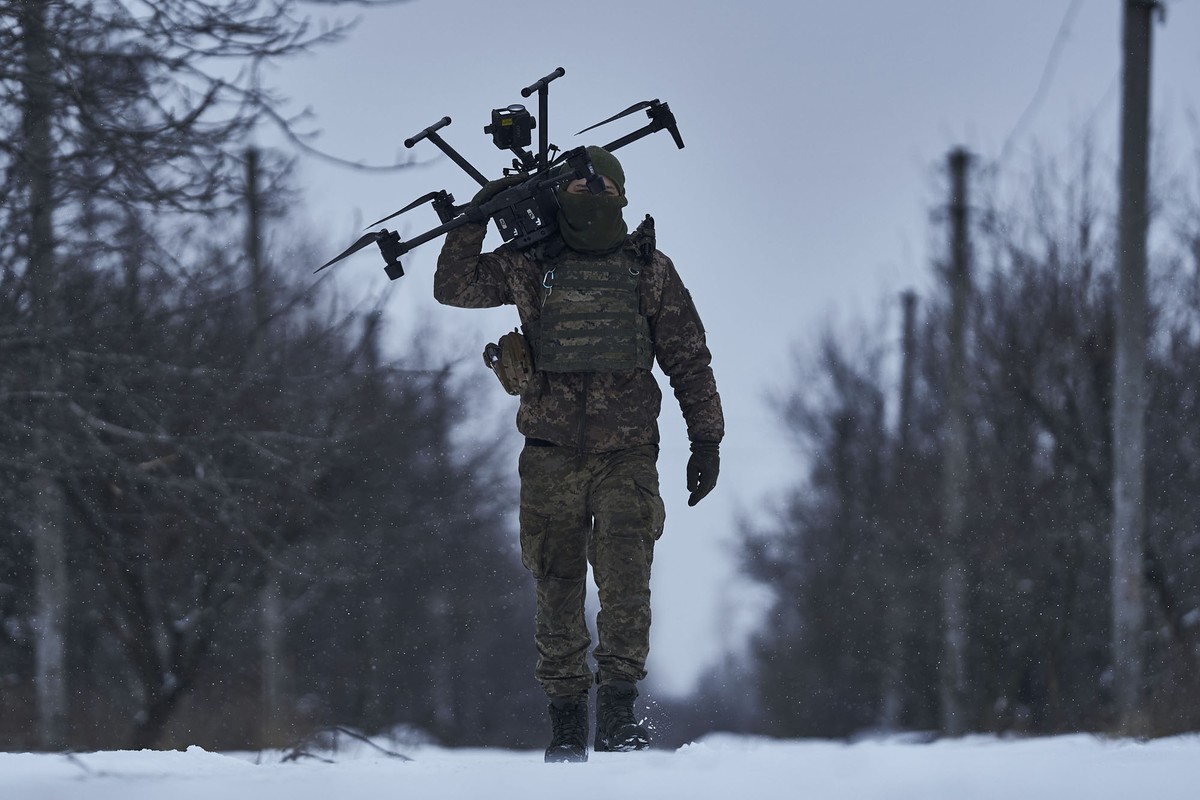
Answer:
[
  {"left": 603, "top": 127, "right": 652, "bottom": 153},
  {"left": 520, "top": 67, "right": 565, "bottom": 99},
  {"left": 427, "top": 132, "right": 489, "bottom": 186},
  {"left": 383, "top": 180, "right": 548, "bottom": 261},
  {"left": 403, "top": 116, "right": 451, "bottom": 148},
  {"left": 405, "top": 117, "right": 489, "bottom": 186},
  {"left": 603, "top": 102, "right": 685, "bottom": 152},
  {"left": 520, "top": 67, "right": 565, "bottom": 172}
]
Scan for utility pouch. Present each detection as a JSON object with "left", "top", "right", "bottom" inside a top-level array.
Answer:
[{"left": 483, "top": 329, "right": 535, "bottom": 396}]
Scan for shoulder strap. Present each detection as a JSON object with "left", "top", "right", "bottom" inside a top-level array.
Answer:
[
  {"left": 625, "top": 214, "right": 656, "bottom": 266},
  {"left": 536, "top": 235, "right": 570, "bottom": 263}
]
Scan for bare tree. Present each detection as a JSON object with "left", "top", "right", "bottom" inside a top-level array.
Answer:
[
  {"left": 736, "top": 133, "right": 1200, "bottom": 739},
  {"left": 0, "top": 0, "right": 399, "bottom": 749}
]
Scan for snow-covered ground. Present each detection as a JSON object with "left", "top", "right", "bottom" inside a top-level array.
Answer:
[{"left": 2, "top": 733, "right": 1196, "bottom": 800}]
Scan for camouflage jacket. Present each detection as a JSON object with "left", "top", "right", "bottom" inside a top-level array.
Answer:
[{"left": 434, "top": 222, "right": 724, "bottom": 452}]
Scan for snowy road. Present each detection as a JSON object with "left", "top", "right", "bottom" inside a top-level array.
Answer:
[{"left": 2, "top": 733, "right": 1196, "bottom": 800}]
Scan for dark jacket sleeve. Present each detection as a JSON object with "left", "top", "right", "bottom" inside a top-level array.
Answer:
[
  {"left": 433, "top": 223, "right": 511, "bottom": 308},
  {"left": 649, "top": 252, "right": 724, "bottom": 444}
]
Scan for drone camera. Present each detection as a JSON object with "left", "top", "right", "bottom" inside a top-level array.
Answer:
[{"left": 485, "top": 105, "right": 535, "bottom": 151}]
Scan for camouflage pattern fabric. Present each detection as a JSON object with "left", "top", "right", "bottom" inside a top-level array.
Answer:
[
  {"left": 519, "top": 443, "right": 665, "bottom": 696},
  {"left": 435, "top": 222, "right": 722, "bottom": 696},
  {"left": 527, "top": 249, "right": 653, "bottom": 373},
  {"left": 435, "top": 222, "right": 724, "bottom": 451}
]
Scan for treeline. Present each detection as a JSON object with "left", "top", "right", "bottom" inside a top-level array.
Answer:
[
  {"left": 0, "top": 227, "right": 536, "bottom": 751},
  {"left": 738, "top": 145, "right": 1200, "bottom": 739},
  {"left": 0, "top": 0, "right": 539, "bottom": 752}
]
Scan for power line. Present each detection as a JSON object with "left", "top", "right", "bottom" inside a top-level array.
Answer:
[{"left": 996, "top": 0, "right": 1083, "bottom": 167}]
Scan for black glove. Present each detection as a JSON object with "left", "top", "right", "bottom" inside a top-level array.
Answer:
[
  {"left": 469, "top": 175, "right": 526, "bottom": 210},
  {"left": 687, "top": 441, "right": 720, "bottom": 507}
]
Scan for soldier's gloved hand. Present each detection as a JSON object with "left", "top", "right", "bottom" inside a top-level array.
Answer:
[
  {"left": 466, "top": 175, "right": 526, "bottom": 221},
  {"left": 687, "top": 441, "right": 720, "bottom": 507}
]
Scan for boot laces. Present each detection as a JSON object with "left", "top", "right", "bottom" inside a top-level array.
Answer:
[
  {"left": 549, "top": 699, "right": 587, "bottom": 744},
  {"left": 600, "top": 686, "right": 639, "bottom": 732}
]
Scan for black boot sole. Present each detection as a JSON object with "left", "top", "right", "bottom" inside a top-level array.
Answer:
[
  {"left": 593, "top": 733, "right": 649, "bottom": 752},
  {"left": 544, "top": 745, "right": 589, "bottom": 763}
]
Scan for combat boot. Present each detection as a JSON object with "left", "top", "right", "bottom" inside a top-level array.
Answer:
[
  {"left": 544, "top": 695, "right": 589, "bottom": 763},
  {"left": 594, "top": 680, "right": 649, "bottom": 752}
]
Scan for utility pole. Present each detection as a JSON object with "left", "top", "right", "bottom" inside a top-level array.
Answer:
[
  {"left": 899, "top": 291, "right": 918, "bottom": 458},
  {"left": 247, "top": 147, "right": 287, "bottom": 745},
  {"left": 1112, "top": 0, "right": 1156, "bottom": 737},
  {"left": 940, "top": 148, "right": 972, "bottom": 737},
  {"left": 246, "top": 147, "right": 269, "bottom": 328},
  {"left": 879, "top": 290, "right": 920, "bottom": 731},
  {"left": 21, "top": 0, "right": 69, "bottom": 751}
]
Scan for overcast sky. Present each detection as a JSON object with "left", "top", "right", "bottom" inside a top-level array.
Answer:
[{"left": 265, "top": 0, "right": 1200, "bottom": 697}]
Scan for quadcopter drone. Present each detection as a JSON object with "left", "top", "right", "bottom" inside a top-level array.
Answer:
[{"left": 316, "top": 67, "right": 684, "bottom": 280}]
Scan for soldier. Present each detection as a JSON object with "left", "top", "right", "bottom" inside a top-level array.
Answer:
[{"left": 434, "top": 146, "right": 723, "bottom": 762}]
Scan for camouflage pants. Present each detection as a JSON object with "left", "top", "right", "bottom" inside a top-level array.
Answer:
[{"left": 518, "top": 443, "right": 666, "bottom": 698}]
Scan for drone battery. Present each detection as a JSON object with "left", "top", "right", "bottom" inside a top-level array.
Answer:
[{"left": 492, "top": 189, "right": 557, "bottom": 249}]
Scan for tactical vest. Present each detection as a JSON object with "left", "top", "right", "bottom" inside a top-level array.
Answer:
[{"left": 526, "top": 245, "right": 654, "bottom": 373}]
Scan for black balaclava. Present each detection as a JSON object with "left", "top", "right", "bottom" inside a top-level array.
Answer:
[{"left": 556, "top": 146, "right": 628, "bottom": 253}]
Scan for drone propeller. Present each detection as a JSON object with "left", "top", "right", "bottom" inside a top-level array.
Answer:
[
  {"left": 365, "top": 192, "right": 446, "bottom": 230},
  {"left": 315, "top": 230, "right": 391, "bottom": 273},
  {"left": 575, "top": 100, "right": 658, "bottom": 137}
]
